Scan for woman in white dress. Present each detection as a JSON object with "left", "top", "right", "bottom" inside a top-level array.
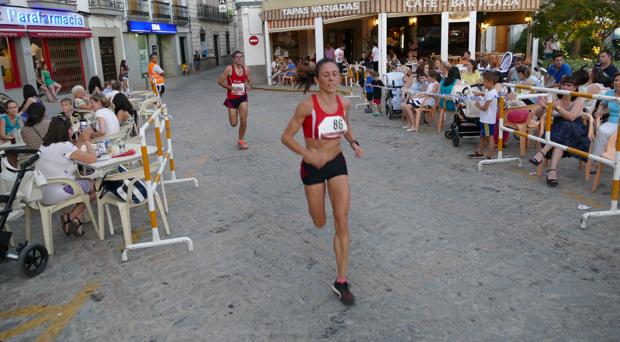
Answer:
[{"left": 38, "top": 116, "right": 97, "bottom": 236}]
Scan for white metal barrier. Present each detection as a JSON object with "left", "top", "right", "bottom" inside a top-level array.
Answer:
[
  {"left": 121, "top": 84, "right": 198, "bottom": 261},
  {"left": 479, "top": 83, "right": 620, "bottom": 229}
]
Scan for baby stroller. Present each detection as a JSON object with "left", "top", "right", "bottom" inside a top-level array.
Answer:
[
  {"left": 384, "top": 71, "right": 405, "bottom": 120},
  {"left": 0, "top": 149, "right": 49, "bottom": 277},
  {"left": 444, "top": 83, "right": 483, "bottom": 147},
  {"left": 496, "top": 52, "right": 513, "bottom": 83}
]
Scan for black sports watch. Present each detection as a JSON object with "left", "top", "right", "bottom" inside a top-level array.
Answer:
[{"left": 350, "top": 140, "right": 360, "bottom": 148}]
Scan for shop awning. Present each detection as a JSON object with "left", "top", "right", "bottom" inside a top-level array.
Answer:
[
  {"left": 27, "top": 26, "right": 92, "bottom": 38},
  {"left": 0, "top": 25, "right": 26, "bottom": 38}
]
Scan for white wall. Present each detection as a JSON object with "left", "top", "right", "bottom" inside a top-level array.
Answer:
[{"left": 239, "top": 7, "right": 264, "bottom": 67}]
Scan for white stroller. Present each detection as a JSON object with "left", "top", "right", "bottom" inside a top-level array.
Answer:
[
  {"left": 384, "top": 71, "right": 405, "bottom": 119},
  {"left": 444, "top": 83, "right": 483, "bottom": 147}
]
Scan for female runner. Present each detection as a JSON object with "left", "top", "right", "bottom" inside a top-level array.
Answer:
[{"left": 281, "top": 59, "right": 363, "bottom": 306}]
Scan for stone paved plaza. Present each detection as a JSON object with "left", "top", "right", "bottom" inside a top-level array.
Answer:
[{"left": 0, "top": 68, "right": 619, "bottom": 341}]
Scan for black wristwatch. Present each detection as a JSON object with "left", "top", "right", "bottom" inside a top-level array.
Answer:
[{"left": 350, "top": 140, "right": 360, "bottom": 148}]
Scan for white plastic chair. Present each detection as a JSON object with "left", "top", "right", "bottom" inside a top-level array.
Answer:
[
  {"left": 96, "top": 163, "right": 170, "bottom": 247},
  {"left": 25, "top": 177, "right": 100, "bottom": 255}
]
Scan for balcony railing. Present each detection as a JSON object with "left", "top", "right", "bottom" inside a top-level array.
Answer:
[
  {"left": 89, "top": 0, "right": 124, "bottom": 11},
  {"left": 27, "top": 0, "right": 77, "bottom": 10},
  {"left": 197, "top": 4, "right": 230, "bottom": 23},
  {"left": 127, "top": 0, "right": 149, "bottom": 17},
  {"left": 172, "top": 4, "right": 188, "bottom": 23},
  {"left": 152, "top": 0, "right": 171, "bottom": 20}
]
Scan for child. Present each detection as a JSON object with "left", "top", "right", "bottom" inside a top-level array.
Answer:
[
  {"left": 181, "top": 63, "right": 189, "bottom": 76},
  {"left": 59, "top": 98, "right": 80, "bottom": 121},
  {"left": 370, "top": 71, "right": 384, "bottom": 115},
  {"left": 363, "top": 69, "right": 374, "bottom": 113},
  {"left": 101, "top": 81, "right": 113, "bottom": 95},
  {"left": 469, "top": 71, "right": 499, "bottom": 159}
]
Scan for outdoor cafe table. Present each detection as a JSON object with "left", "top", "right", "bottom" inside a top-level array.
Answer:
[{"left": 75, "top": 143, "right": 157, "bottom": 179}]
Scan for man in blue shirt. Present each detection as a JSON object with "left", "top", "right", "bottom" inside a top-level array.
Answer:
[{"left": 545, "top": 54, "right": 572, "bottom": 86}]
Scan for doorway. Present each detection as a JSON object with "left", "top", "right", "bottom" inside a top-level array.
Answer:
[
  {"left": 99, "top": 37, "right": 117, "bottom": 82},
  {"left": 31, "top": 38, "right": 84, "bottom": 92},
  {"left": 213, "top": 35, "right": 219, "bottom": 66},
  {"left": 179, "top": 36, "right": 187, "bottom": 64}
]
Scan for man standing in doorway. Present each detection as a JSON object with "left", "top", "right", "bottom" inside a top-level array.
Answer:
[
  {"left": 334, "top": 43, "right": 346, "bottom": 73},
  {"left": 325, "top": 43, "right": 335, "bottom": 60},
  {"left": 218, "top": 51, "right": 253, "bottom": 150},
  {"left": 148, "top": 53, "right": 165, "bottom": 96},
  {"left": 371, "top": 43, "right": 380, "bottom": 72}
]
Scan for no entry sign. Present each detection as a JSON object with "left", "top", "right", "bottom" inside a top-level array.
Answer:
[{"left": 249, "top": 35, "right": 259, "bottom": 46}]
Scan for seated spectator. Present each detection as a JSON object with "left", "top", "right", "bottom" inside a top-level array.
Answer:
[
  {"left": 509, "top": 56, "right": 523, "bottom": 83},
  {"left": 35, "top": 63, "right": 52, "bottom": 103},
  {"left": 460, "top": 51, "right": 471, "bottom": 64},
  {"left": 72, "top": 85, "right": 91, "bottom": 110},
  {"left": 574, "top": 68, "right": 605, "bottom": 114},
  {"left": 88, "top": 76, "right": 103, "bottom": 95},
  {"left": 401, "top": 71, "right": 427, "bottom": 130},
  {"left": 591, "top": 72, "right": 620, "bottom": 174},
  {"left": 111, "top": 87, "right": 134, "bottom": 124},
  {"left": 181, "top": 62, "right": 189, "bottom": 76},
  {"left": 545, "top": 53, "right": 572, "bottom": 87},
  {"left": 284, "top": 58, "right": 296, "bottom": 77},
  {"left": 89, "top": 94, "right": 119, "bottom": 138},
  {"left": 271, "top": 57, "right": 284, "bottom": 84},
  {"left": 20, "top": 102, "right": 50, "bottom": 150},
  {"left": 40, "top": 64, "right": 61, "bottom": 101},
  {"left": 105, "top": 81, "right": 120, "bottom": 101},
  {"left": 438, "top": 67, "right": 461, "bottom": 115},
  {"left": 477, "top": 57, "right": 491, "bottom": 72},
  {"left": 528, "top": 76, "right": 587, "bottom": 187},
  {"left": 59, "top": 98, "right": 80, "bottom": 121},
  {"left": 405, "top": 50, "right": 417, "bottom": 66},
  {"left": 0, "top": 100, "right": 22, "bottom": 142},
  {"left": 461, "top": 59, "right": 481, "bottom": 85},
  {"left": 408, "top": 70, "right": 441, "bottom": 132},
  {"left": 101, "top": 81, "right": 113, "bottom": 95},
  {"left": 38, "top": 116, "right": 97, "bottom": 236},
  {"left": 18, "top": 84, "right": 43, "bottom": 114}
]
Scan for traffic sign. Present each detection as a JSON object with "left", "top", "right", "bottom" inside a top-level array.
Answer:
[{"left": 249, "top": 36, "right": 259, "bottom": 46}]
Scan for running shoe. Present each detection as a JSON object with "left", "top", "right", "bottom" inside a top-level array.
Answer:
[
  {"left": 332, "top": 281, "right": 355, "bottom": 306},
  {"left": 238, "top": 140, "right": 249, "bottom": 150}
]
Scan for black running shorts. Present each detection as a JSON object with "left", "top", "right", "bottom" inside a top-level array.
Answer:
[{"left": 300, "top": 153, "right": 348, "bottom": 185}]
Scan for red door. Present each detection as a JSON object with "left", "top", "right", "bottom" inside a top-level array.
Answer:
[{"left": 42, "top": 39, "right": 85, "bottom": 93}]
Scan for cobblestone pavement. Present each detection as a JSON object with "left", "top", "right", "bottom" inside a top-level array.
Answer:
[{"left": 1, "top": 68, "right": 619, "bottom": 341}]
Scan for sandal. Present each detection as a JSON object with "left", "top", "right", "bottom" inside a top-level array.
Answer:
[
  {"left": 546, "top": 169, "right": 559, "bottom": 187},
  {"left": 468, "top": 151, "right": 484, "bottom": 159},
  {"left": 60, "top": 213, "right": 72, "bottom": 236},
  {"left": 529, "top": 151, "right": 544, "bottom": 166},
  {"left": 70, "top": 217, "right": 85, "bottom": 236}
]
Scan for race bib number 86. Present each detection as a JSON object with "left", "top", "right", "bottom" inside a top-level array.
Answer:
[{"left": 318, "top": 116, "right": 348, "bottom": 139}]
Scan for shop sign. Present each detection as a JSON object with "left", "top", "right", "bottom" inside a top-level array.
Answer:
[
  {"left": 127, "top": 21, "right": 177, "bottom": 34},
  {"left": 0, "top": 6, "right": 85, "bottom": 27},
  {"left": 405, "top": 0, "right": 520, "bottom": 8},
  {"left": 280, "top": 2, "right": 360, "bottom": 16}
]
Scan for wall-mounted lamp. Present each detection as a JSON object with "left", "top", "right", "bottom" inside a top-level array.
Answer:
[
  {"left": 524, "top": 16, "right": 532, "bottom": 23},
  {"left": 481, "top": 22, "right": 489, "bottom": 30},
  {"left": 408, "top": 17, "right": 417, "bottom": 26},
  {"left": 373, "top": 18, "right": 379, "bottom": 26}
]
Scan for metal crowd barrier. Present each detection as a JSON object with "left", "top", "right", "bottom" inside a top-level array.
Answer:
[
  {"left": 121, "top": 83, "right": 199, "bottom": 261},
  {"left": 479, "top": 83, "right": 620, "bottom": 229}
]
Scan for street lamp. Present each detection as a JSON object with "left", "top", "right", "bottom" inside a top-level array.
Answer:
[{"left": 408, "top": 17, "right": 417, "bottom": 26}]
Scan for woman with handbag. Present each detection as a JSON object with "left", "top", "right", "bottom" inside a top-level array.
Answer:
[{"left": 38, "top": 116, "right": 97, "bottom": 236}]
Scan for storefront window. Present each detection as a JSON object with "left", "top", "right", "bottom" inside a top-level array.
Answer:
[
  {"left": 1, "top": 37, "right": 20, "bottom": 89},
  {"left": 138, "top": 34, "right": 149, "bottom": 75},
  {"left": 272, "top": 32, "right": 299, "bottom": 60}
]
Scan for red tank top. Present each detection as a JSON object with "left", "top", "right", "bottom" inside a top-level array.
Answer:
[
  {"left": 302, "top": 94, "right": 348, "bottom": 140},
  {"left": 227, "top": 65, "right": 248, "bottom": 99}
]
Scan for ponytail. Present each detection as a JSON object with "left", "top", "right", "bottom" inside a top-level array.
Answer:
[{"left": 295, "top": 58, "right": 338, "bottom": 94}]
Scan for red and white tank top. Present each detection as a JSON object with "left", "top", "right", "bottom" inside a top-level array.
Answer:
[
  {"left": 303, "top": 94, "right": 348, "bottom": 140},
  {"left": 227, "top": 65, "right": 248, "bottom": 99}
]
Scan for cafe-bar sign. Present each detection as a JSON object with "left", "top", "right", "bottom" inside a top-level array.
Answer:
[{"left": 0, "top": 6, "right": 85, "bottom": 27}]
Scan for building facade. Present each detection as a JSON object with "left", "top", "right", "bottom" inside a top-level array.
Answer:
[{"left": 0, "top": 0, "right": 236, "bottom": 99}]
